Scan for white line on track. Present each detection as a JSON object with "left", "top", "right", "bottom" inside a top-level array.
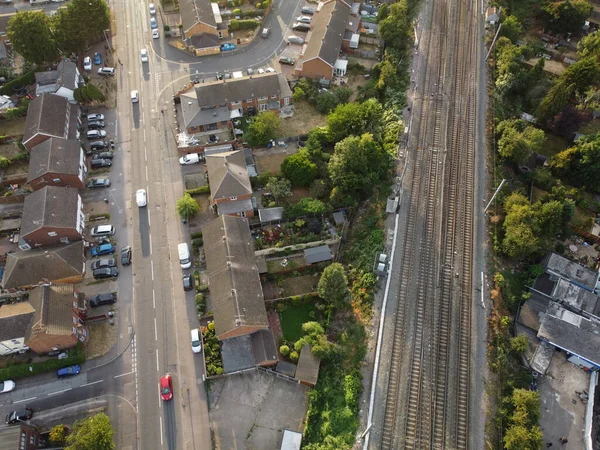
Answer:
[
  {"left": 13, "top": 397, "right": 36, "bottom": 404},
  {"left": 158, "top": 382, "right": 162, "bottom": 409},
  {"left": 80, "top": 380, "right": 104, "bottom": 387},
  {"left": 154, "top": 317, "right": 158, "bottom": 341},
  {"left": 144, "top": 147, "right": 147, "bottom": 161},
  {"left": 156, "top": 351, "right": 160, "bottom": 372},
  {"left": 47, "top": 388, "right": 71, "bottom": 397},
  {"left": 143, "top": 129, "right": 146, "bottom": 142},
  {"left": 153, "top": 289, "right": 156, "bottom": 309},
  {"left": 151, "top": 260, "right": 154, "bottom": 281},
  {"left": 114, "top": 371, "right": 135, "bottom": 379}
]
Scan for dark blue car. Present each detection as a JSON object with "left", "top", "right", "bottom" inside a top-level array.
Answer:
[
  {"left": 91, "top": 243, "right": 115, "bottom": 257},
  {"left": 93, "top": 52, "right": 102, "bottom": 65},
  {"left": 57, "top": 365, "right": 81, "bottom": 378}
]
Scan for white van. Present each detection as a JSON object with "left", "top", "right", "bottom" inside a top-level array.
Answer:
[
  {"left": 191, "top": 328, "right": 201, "bottom": 354},
  {"left": 178, "top": 243, "right": 191, "bottom": 269},
  {"left": 131, "top": 90, "right": 139, "bottom": 103}
]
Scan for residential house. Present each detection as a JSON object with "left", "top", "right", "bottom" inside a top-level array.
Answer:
[
  {"left": 35, "top": 59, "right": 84, "bottom": 103},
  {"left": 294, "top": 0, "right": 352, "bottom": 81},
  {"left": 27, "top": 138, "right": 87, "bottom": 191},
  {"left": 24, "top": 283, "right": 87, "bottom": 355},
  {"left": 485, "top": 7, "right": 499, "bottom": 25},
  {"left": 22, "top": 93, "right": 81, "bottom": 151},
  {"left": 0, "top": 302, "right": 35, "bottom": 355},
  {"left": 1, "top": 241, "right": 85, "bottom": 290},
  {"left": 0, "top": 425, "right": 45, "bottom": 450},
  {"left": 180, "top": 0, "right": 225, "bottom": 55},
  {"left": 205, "top": 150, "right": 254, "bottom": 217},
  {"left": 180, "top": 73, "right": 292, "bottom": 134},
  {"left": 543, "top": 252, "right": 599, "bottom": 292},
  {"left": 20, "top": 186, "right": 84, "bottom": 248}
]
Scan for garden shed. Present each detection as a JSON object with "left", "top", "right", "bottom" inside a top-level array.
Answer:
[
  {"left": 303, "top": 245, "right": 333, "bottom": 264},
  {"left": 295, "top": 344, "right": 320, "bottom": 387}
]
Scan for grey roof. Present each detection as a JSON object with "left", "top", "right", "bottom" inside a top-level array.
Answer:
[
  {"left": 28, "top": 138, "right": 83, "bottom": 182},
  {"left": 56, "top": 60, "right": 78, "bottom": 90},
  {"left": 300, "top": 0, "right": 350, "bottom": 68},
  {"left": 23, "top": 94, "right": 71, "bottom": 146},
  {"left": 538, "top": 304, "right": 600, "bottom": 367},
  {"left": 517, "top": 290, "right": 551, "bottom": 332},
  {"left": 258, "top": 207, "right": 283, "bottom": 223},
  {"left": 188, "top": 106, "right": 229, "bottom": 128},
  {"left": 202, "top": 215, "right": 268, "bottom": 339},
  {"left": 193, "top": 73, "right": 292, "bottom": 107},
  {"left": 20, "top": 186, "right": 80, "bottom": 238},
  {"left": 276, "top": 360, "right": 297, "bottom": 377},
  {"left": 221, "top": 334, "right": 257, "bottom": 372},
  {"left": 1, "top": 241, "right": 84, "bottom": 289},
  {"left": 295, "top": 344, "right": 320, "bottom": 386},
  {"left": 0, "top": 302, "right": 35, "bottom": 341},
  {"left": 250, "top": 328, "right": 278, "bottom": 365},
  {"left": 303, "top": 245, "right": 333, "bottom": 264},
  {"left": 25, "top": 284, "right": 76, "bottom": 342},
  {"left": 180, "top": 0, "right": 217, "bottom": 35},
  {"left": 544, "top": 252, "right": 598, "bottom": 291},
  {"left": 205, "top": 150, "right": 252, "bottom": 199},
  {"left": 552, "top": 278, "right": 600, "bottom": 318},
  {"left": 0, "top": 428, "right": 22, "bottom": 450},
  {"left": 332, "top": 211, "right": 345, "bottom": 225},
  {"left": 188, "top": 33, "right": 220, "bottom": 49},
  {"left": 217, "top": 198, "right": 253, "bottom": 215}
]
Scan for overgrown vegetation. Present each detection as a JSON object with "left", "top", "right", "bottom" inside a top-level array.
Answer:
[
  {"left": 203, "top": 322, "right": 223, "bottom": 376},
  {"left": 0, "top": 343, "right": 85, "bottom": 380}
]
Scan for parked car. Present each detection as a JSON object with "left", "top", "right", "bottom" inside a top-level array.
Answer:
[
  {"left": 89, "top": 292, "right": 117, "bottom": 308},
  {"left": 220, "top": 43, "right": 235, "bottom": 52},
  {"left": 95, "top": 151, "right": 113, "bottom": 160},
  {"left": 296, "top": 15, "right": 312, "bottom": 23},
  {"left": 5, "top": 409, "right": 32, "bottom": 424},
  {"left": 160, "top": 374, "right": 173, "bottom": 401},
  {"left": 183, "top": 273, "right": 193, "bottom": 291},
  {"left": 98, "top": 67, "right": 116, "bottom": 76},
  {"left": 93, "top": 52, "right": 102, "bottom": 65},
  {"left": 87, "top": 178, "right": 111, "bottom": 189},
  {"left": 83, "top": 57, "right": 92, "bottom": 71},
  {"left": 87, "top": 130, "right": 107, "bottom": 140},
  {"left": 140, "top": 48, "right": 148, "bottom": 63},
  {"left": 292, "top": 23, "right": 311, "bottom": 32},
  {"left": 121, "top": 246, "right": 132, "bottom": 266},
  {"left": 247, "top": 68, "right": 254, "bottom": 76},
  {"left": 191, "top": 328, "right": 201, "bottom": 353},
  {"left": 287, "top": 36, "right": 305, "bottom": 45},
  {"left": 149, "top": 2, "right": 156, "bottom": 14},
  {"left": 301, "top": 6, "right": 315, "bottom": 14},
  {"left": 0, "top": 380, "right": 15, "bottom": 394},
  {"left": 93, "top": 267, "right": 118, "bottom": 279},
  {"left": 179, "top": 153, "right": 202, "bottom": 165},
  {"left": 279, "top": 56, "right": 296, "bottom": 65},
  {"left": 91, "top": 225, "right": 115, "bottom": 237},
  {"left": 136, "top": 189, "right": 147, "bottom": 207},
  {"left": 90, "top": 158, "right": 112, "bottom": 169},
  {"left": 266, "top": 67, "right": 275, "bottom": 73},
  {"left": 87, "top": 113, "right": 105, "bottom": 121},
  {"left": 87, "top": 120, "right": 105, "bottom": 129},
  {"left": 91, "top": 258, "right": 116, "bottom": 270},
  {"left": 150, "top": 17, "right": 158, "bottom": 29},
  {"left": 257, "top": 68, "right": 265, "bottom": 74},
  {"left": 57, "top": 365, "right": 81, "bottom": 378},
  {"left": 91, "top": 244, "right": 115, "bottom": 257},
  {"left": 152, "top": 29, "right": 160, "bottom": 39},
  {"left": 88, "top": 140, "right": 108, "bottom": 150}
]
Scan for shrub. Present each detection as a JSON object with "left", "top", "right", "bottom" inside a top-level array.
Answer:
[
  {"left": 276, "top": 302, "right": 286, "bottom": 313},
  {"left": 198, "top": 284, "right": 209, "bottom": 292},
  {"left": 233, "top": 7, "right": 241, "bottom": 13},
  {"left": 0, "top": 68, "right": 37, "bottom": 96},
  {"left": 290, "top": 351, "right": 299, "bottom": 362},
  {"left": 195, "top": 293, "right": 205, "bottom": 304},
  {"left": 186, "top": 185, "right": 210, "bottom": 195},
  {"left": 255, "top": 2, "right": 261, "bottom": 7},
  {"left": 191, "top": 231, "right": 203, "bottom": 239},
  {"left": 280, "top": 345, "right": 290, "bottom": 356},
  {"left": 164, "top": 25, "right": 171, "bottom": 31},
  {"left": 192, "top": 237, "right": 203, "bottom": 249},
  {"left": 291, "top": 295, "right": 302, "bottom": 306},
  {"left": 0, "top": 156, "right": 10, "bottom": 168},
  {"left": 229, "top": 19, "right": 259, "bottom": 31}
]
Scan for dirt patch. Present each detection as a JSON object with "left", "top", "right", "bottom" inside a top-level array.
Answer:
[
  {"left": 3, "top": 161, "right": 29, "bottom": 176},
  {"left": 278, "top": 101, "right": 326, "bottom": 137},
  {"left": 85, "top": 320, "right": 118, "bottom": 359},
  {"left": 184, "top": 172, "right": 207, "bottom": 189},
  {"left": 0, "top": 118, "right": 27, "bottom": 137},
  {"left": 254, "top": 152, "right": 288, "bottom": 175},
  {"left": 281, "top": 274, "right": 319, "bottom": 296},
  {"left": 85, "top": 201, "right": 111, "bottom": 217},
  {"left": 289, "top": 186, "right": 310, "bottom": 203},
  {"left": 346, "top": 73, "right": 370, "bottom": 102},
  {"left": 0, "top": 142, "right": 23, "bottom": 159}
]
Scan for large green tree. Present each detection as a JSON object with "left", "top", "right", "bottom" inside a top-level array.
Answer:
[
  {"left": 245, "top": 111, "right": 280, "bottom": 147},
  {"left": 496, "top": 119, "right": 545, "bottom": 164},
  {"left": 65, "top": 413, "right": 115, "bottom": 450},
  {"left": 378, "top": 0, "right": 411, "bottom": 47},
  {"left": 500, "top": 15, "right": 523, "bottom": 43},
  {"left": 54, "top": 0, "right": 110, "bottom": 54},
  {"left": 503, "top": 389, "right": 544, "bottom": 450},
  {"left": 281, "top": 150, "right": 317, "bottom": 187},
  {"left": 7, "top": 11, "right": 60, "bottom": 65},
  {"left": 541, "top": 0, "right": 592, "bottom": 35},
  {"left": 550, "top": 133, "right": 600, "bottom": 192},
  {"left": 265, "top": 177, "right": 292, "bottom": 200},
  {"left": 317, "top": 263, "right": 350, "bottom": 309},
  {"left": 176, "top": 193, "right": 200, "bottom": 220},
  {"left": 326, "top": 99, "right": 385, "bottom": 143},
  {"left": 578, "top": 29, "right": 600, "bottom": 59}
]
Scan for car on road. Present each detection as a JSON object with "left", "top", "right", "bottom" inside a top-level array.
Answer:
[
  {"left": 88, "top": 140, "right": 108, "bottom": 150},
  {"left": 140, "top": 48, "right": 148, "bottom": 63},
  {"left": 91, "top": 243, "right": 115, "bottom": 257},
  {"left": 220, "top": 43, "right": 235, "bottom": 52},
  {"left": 191, "top": 328, "right": 201, "bottom": 353},
  {"left": 150, "top": 17, "right": 158, "bottom": 29},
  {"left": 83, "top": 56, "right": 92, "bottom": 71},
  {"left": 152, "top": 29, "right": 160, "bottom": 39},
  {"left": 0, "top": 380, "right": 15, "bottom": 394},
  {"left": 261, "top": 28, "right": 270, "bottom": 38},
  {"left": 160, "top": 374, "right": 173, "bottom": 401},
  {"left": 247, "top": 68, "right": 254, "bottom": 76},
  {"left": 293, "top": 22, "right": 311, "bottom": 32},
  {"left": 91, "top": 258, "right": 116, "bottom": 270},
  {"left": 89, "top": 292, "right": 117, "bottom": 308},
  {"left": 121, "top": 246, "right": 132, "bottom": 266},
  {"left": 296, "top": 15, "right": 312, "bottom": 23},
  {"left": 91, "top": 225, "right": 115, "bottom": 237},
  {"left": 149, "top": 2, "right": 156, "bottom": 14},
  {"left": 87, "top": 120, "right": 105, "bottom": 129},
  {"left": 95, "top": 151, "right": 114, "bottom": 160},
  {"left": 90, "top": 158, "right": 112, "bottom": 169},
  {"left": 98, "top": 67, "right": 116, "bottom": 76},
  {"left": 266, "top": 67, "right": 275, "bottom": 73},
  {"left": 179, "top": 153, "right": 202, "bottom": 165},
  {"left": 87, "top": 113, "right": 105, "bottom": 121},
  {"left": 257, "top": 68, "right": 265, "bottom": 74},
  {"left": 287, "top": 36, "right": 305, "bottom": 45},
  {"left": 87, "top": 130, "right": 107, "bottom": 140},
  {"left": 5, "top": 409, "right": 32, "bottom": 424},
  {"left": 86, "top": 178, "right": 111, "bottom": 189},
  {"left": 301, "top": 6, "right": 315, "bottom": 14},
  {"left": 93, "top": 267, "right": 119, "bottom": 279},
  {"left": 93, "top": 52, "right": 102, "bottom": 65},
  {"left": 136, "top": 189, "right": 147, "bottom": 207},
  {"left": 57, "top": 365, "right": 81, "bottom": 378},
  {"left": 131, "top": 90, "right": 139, "bottom": 103},
  {"left": 279, "top": 56, "right": 296, "bottom": 65},
  {"left": 183, "top": 273, "right": 193, "bottom": 291}
]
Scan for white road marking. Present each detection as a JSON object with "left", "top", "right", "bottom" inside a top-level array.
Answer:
[
  {"left": 154, "top": 317, "right": 158, "bottom": 341},
  {"left": 160, "top": 416, "right": 164, "bottom": 446},
  {"left": 152, "top": 289, "right": 156, "bottom": 309},
  {"left": 144, "top": 147, "right": 147, "bottom": 161},
  {"left": 13, "top": 397, "right": 36, "bottom": 404},
  {"left": 114, "top": 371, "right": 135, "bottom": 379},
  {"left": 158, "top": 382, "right": 162, "bottom": 409},
  {"left": 145, "top": 166, "right": 148, "bottom": 182},
  {"left": 156, "top": 351, "right": 160, "bottom": 372},
  {"left": 151, "top": 260, "right": 154, "bottom": 281},
  {"left": 80, "top": 380, "right": 103, "bottom": 387},
  {"left": 149, "top": 236, "right": 153, "bottom": 255},
  {"left": 143, "top": 129, "right": 146, "bottom": 142},
  {"left": 47, "top": 388, "right": 71, "bottom": 397}
]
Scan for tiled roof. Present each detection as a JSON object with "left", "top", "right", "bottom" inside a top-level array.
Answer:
[
  {"left": 20, "top": 186, "right": 80, "bottom": 238},
  {"left": 22, "top": 94, "right": 71, "bottom": 146},
  {"left": 205, "top": 150, "right": 252, "bottom": 199},
  {"left": 0, "top": 302, "right": 35, "bottom": 341},
  {"left": 25, "top": 284, "right": 76, "bottom": 342},
  {"left": 180, "top": 0, "right": 217, "bottom": 34},
  {"left": 27, "top": 138, "right": 82, "bottom": 182}
]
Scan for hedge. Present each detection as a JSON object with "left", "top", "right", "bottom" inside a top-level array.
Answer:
[
  {"left": 0, "top": 68, "right": 37, "bottom": 96},
  {"left": 186, "top": 185, "right": 210, "bottom": 195},
  {"left": 229, "top": 19, "right": 260, "bottom": 31},
  {"left": 0, "top": 344, "right": 85, "bottom": 380}
]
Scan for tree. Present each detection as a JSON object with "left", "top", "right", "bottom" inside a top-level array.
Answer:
[
  {"left": 550, "top": 133, "right": 600, "bottom": 192},
  {"left": 378, "top": 0, "right": 411, "bottom": 49},
  {"left": 176, "top": 193, "right": 200, "bottom": 220},
  {"left": 318, "top": 263, "right": 350, "bottom": 309},
  {"left": 7, "top": 11, "right": 60, "bottom": 65},
  {"left": 377, "top": 3, "right": 389, "bottom": 21},
  {"left": 283, "top": 197, "right": 326, "bottom": 218},
  {"left": 49, "top": 424, "right": 67, "bottom": 445},
  {"left": 281, "top": 150, "right": 317, "bottom": 186},
  {"left": 496, "top": 119, "right": 545, "bottom": 164},
  {"left": 503, "top": 389, "right": 544, "bottom": 450},
  {"left": 541, "top": 0, "right": 592, "bottom": 35},
  {"left": 326, "top": 99, "right": 385, "bottom": 143},
  {"left": 54, "top": 0, "right": 111, "bottom": 54},
  {"left": 578, "top": 29, "right": 600, "bottom": 59},
  {"left": 245, "top": 111, "right": 280, "bottom": 147},
  {"left": 265, "top": 177, "right": 292, "bottom": 200},
  {"left": 294, "top": 322, "right": 339, "bottom": 361},
  {"left": 549, "top": 106, "right": 592, "bottom": 139},
  {"left": 74, "top": 83, "right": 106, "bottom": 104},
  {"left": 65, "top": 413, "right": 115, "bottom": 450},
  {"left": 500, "top": 16, "right": 523, "bottom": 43},
  {"left": 510, "top": 334, "right": 528, "bottom": 354}
]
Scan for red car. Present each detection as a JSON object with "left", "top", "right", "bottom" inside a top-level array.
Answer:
[{"left": 160, "top": 374, "right": 173, "bottom": 401}]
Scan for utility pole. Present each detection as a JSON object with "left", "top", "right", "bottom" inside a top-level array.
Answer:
[{"left": 486, "top": 23, "right": 502, "bottom": 61}]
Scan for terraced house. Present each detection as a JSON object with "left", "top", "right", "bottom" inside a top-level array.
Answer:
[{"left": 180, "top": 0, "right": 226, "bottom": 55}]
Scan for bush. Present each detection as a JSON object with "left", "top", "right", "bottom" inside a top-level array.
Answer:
[
  {"left": 291, "top": 295, "right": 302, "bottom": 306},
  {"left": 186, "top": 185, "right": 210, "bottom": 195},
  {"left": 195, "top": 293, "right": 205, "bottom": 304},
  {"left": 289, "top": 351, "right": 299, "bottom": 362},
  {"left": 198, "top": 284, "right": 209, "bottom": 292},
  {"left": 164, "top": 25, "right": 171, "bottom": 31},
  {"left": 0, "top": 68, "right": 37, "bottom": 96},
  {"left": 0, "top": 156, "right": 10, "bottom": 168},
  {"left": 280, "top": 344, "right": 290, "bottom": 356},
  {"left": 232, "top": 7, "right": 241, "bottom": 13},
  {"left": 229, "top": 19, "right": 260, "bottom": 31},
  {"left": 0, "top": 344, "right": 84, "bottom": 380},
  {"left": 89, "top": 213, "right": 110, "bottom": 221},
  {"left": 191, "top": 237, "right": 203, "bottom": 249},
  {"left": 191, "top": 231, "right": 203, "bottom": 239}
]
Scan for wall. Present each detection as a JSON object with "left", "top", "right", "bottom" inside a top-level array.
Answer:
[
  {"left": 28, "top": 173, "right": 85, "bottom": 191},
  {"left": 23, "top": 226, "right": 82, "bottom": 248},
  {"left": 297, "top": 58, "right": 334, "bottom": 81}
]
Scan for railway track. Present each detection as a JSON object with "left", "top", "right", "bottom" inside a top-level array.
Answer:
[{"left": 378, "top": 0, "right": 478, "bottom": 447}]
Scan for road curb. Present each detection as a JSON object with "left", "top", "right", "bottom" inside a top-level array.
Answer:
[{"left": 86, "top": 329, "right": 135, "bottom": 372}]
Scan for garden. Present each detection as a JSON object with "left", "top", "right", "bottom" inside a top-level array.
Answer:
[
  {"left": 252, "top": 217, "right": 340, "bottom": 251},
  {"left": 203, "top": 322, "right": 223, "bottom": 376}
]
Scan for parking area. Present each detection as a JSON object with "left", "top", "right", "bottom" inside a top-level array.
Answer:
[{"left": 209, "top": 370, "right": 308, "bottom": 450}]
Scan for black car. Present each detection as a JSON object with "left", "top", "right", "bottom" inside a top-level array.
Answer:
[
  {"left": 86, "top": 178, "right": 111, "bottom": 189},
  {"left": 91, "top": 258, "right": 116, "bottom": 270},
  {"left": 279, "top": 56, "right": 296, "bottom": 66},
  {"left": 121, "top": 246, "right": 132, "bottom": 266},
  {"left": 90, "top": 158, "right": 112, "bottom": 169},
  {"left": 89, "top": 292, "right": 117, "bottom": 308},
  {"left": 87, "top": 120, "right": 105, "bottom": 129},
  {"left": 88, "top": 140, "right": 108, "bottom": 150},
  {"left": 5, "top": 409, "right": 33, "bottom": 425},
  {"left": 183, "top": 273, "right": 193, "bottom": 291},
  {"left": 93, "top": 267, "right": 118, "bottom": 279}
]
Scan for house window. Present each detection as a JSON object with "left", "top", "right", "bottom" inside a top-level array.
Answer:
[
  {"left": 230, "top": 196, "right": 237, "bottom": 201},
  {"left": 284, "top": 97, "right": 290, "bottom": 106},
  {"left": 246, "top": 98, "right": 253, "bottom": 103},
  {"left": 48, "top": 231, "right": 57, "bottom": 237},
  {"left": 60, "top": 237, "right": 69, "bottom": 244},
  {"left": 221, "top": 121, "right": 229, "bottom": 126},
  {"left": 259, "top": 103, "right": 268, "bottom": 111},
  {"left": 52, "top": 178, "right": 62, "bottom": 183},
  {"left": 271, "top": 95, "right": 278, "bottom": 99},
  {"left": 218, "top": 31, "right": 223, "bottom": 38},
  {"left": 240, "top": 211, "right": 247, "bottom": 218},
  {"left": 258, "top": 96, "right": 267, "bottom": 101}
]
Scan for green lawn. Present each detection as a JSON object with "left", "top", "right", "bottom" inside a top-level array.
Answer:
[
  {"left": 279, "top": 303, "right": 316, "bottom": 342},
  {"left": 538, "top": 133, "right": 569, "bottom": 158},
  {"left": 578, "top": 119, "right": 600, "bottom": 135}
]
